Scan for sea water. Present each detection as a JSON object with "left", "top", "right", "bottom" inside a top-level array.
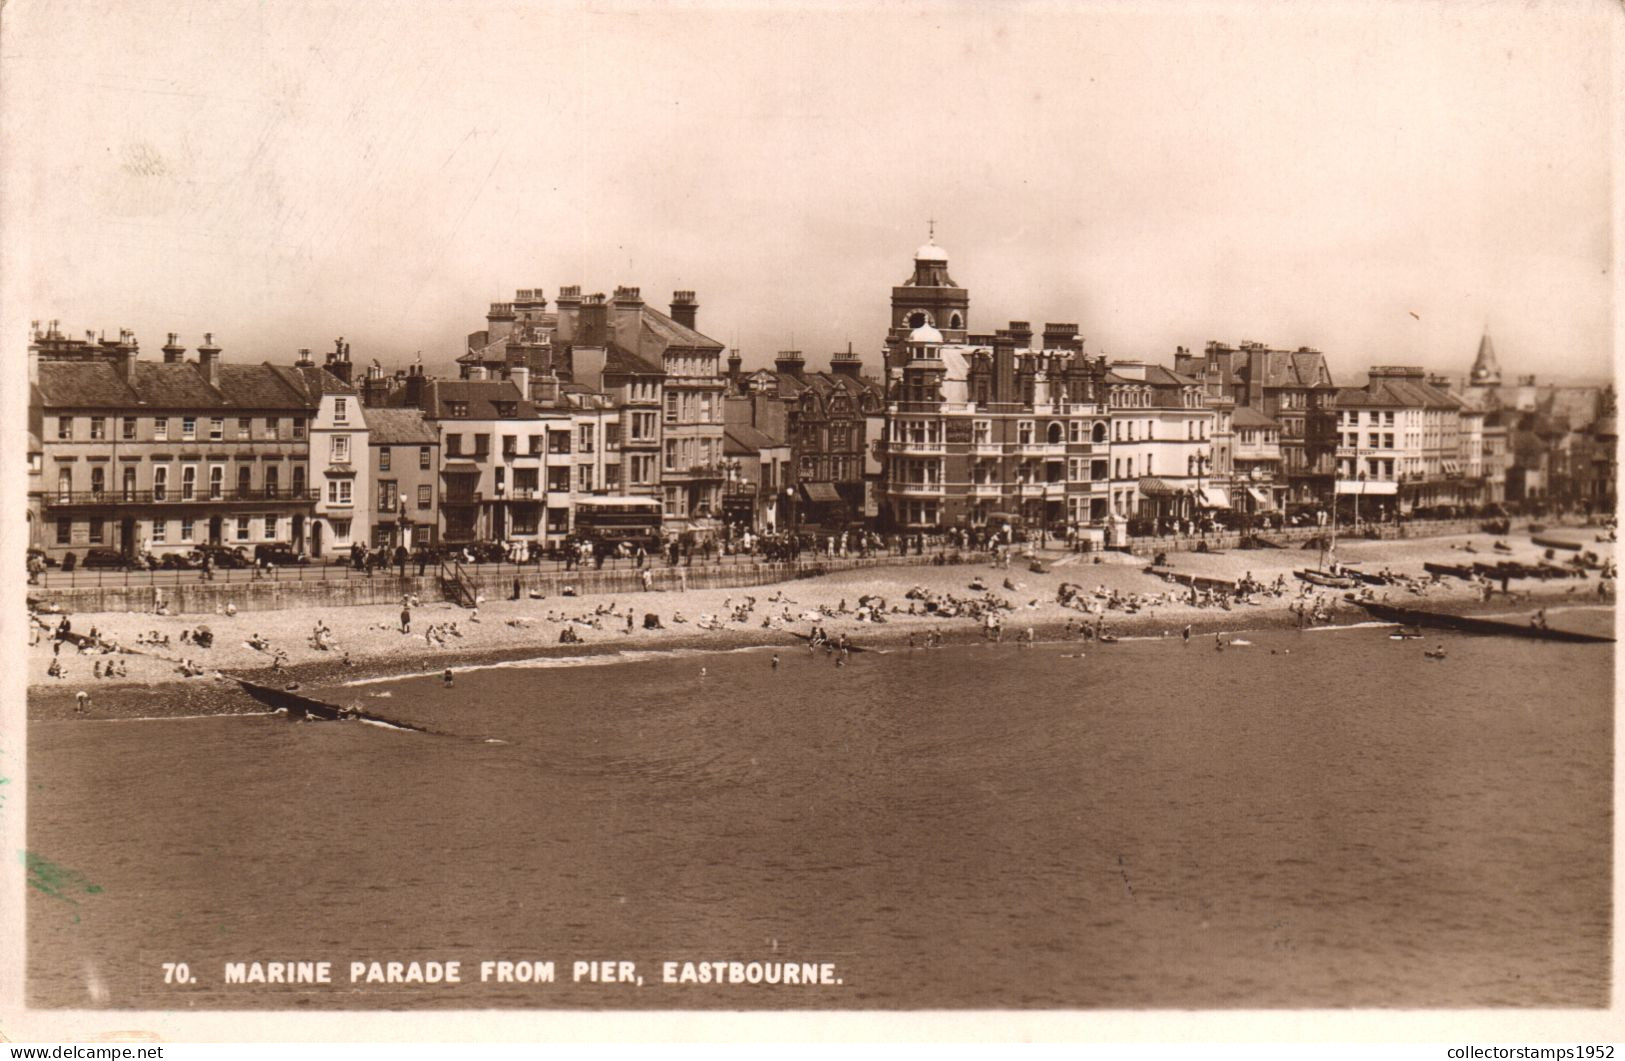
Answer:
[{"left": 27, "top": 609, "right": 1613, "bottom": 1009}]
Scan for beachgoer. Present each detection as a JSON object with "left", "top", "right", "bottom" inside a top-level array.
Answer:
[
  {"left": 75, "top": 690, "right": 89, "bottom": 713},
  {"left": 400, "top": 605, "right": 411, "bottom": 634},
  {"left": 1182, "top": 624, "right": 1191, "bottom": 643},
  {"left": 442, "top": 668, "right": 454, "bottom": 688},
  {"left": 771, "top": 654, "right": 780, "bottom": 670}
]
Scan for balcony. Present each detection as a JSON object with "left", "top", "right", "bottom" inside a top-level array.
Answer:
[
  {"left": 1016, "top": 442, "right": 1065, "bottom": 457},
  {"left": 888, "top": 481, "right": 946, "bottom": 496},
  {"left": 442, "top": 492, "right": 484, "bottom": 506},
  {"left": 968, "top": 482, "right": 1005, "bottom": 498},
  {"left": 44, "top": 488, "right": 319, "bottom": 508},
  {"left": 970, "top": 442, "right": 1003, "bottom": 457},
  {"left": 888, "top": 440, "right": 945, "bottom": 456},
  {"left": 663, "top": 462, "right": 728, "bottom": 481}
]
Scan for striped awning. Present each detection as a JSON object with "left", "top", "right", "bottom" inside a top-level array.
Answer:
[
  {"left": 1137, "top": 476, "right": 1179, "bottom": 497},
  {"left": 1198, "top": 486, "right": 1231, "bottom": 509}
]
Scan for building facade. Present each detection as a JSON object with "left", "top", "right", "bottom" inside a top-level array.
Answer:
[
  {"left": 1103, "top": 363, "right": 1218, "bottom": 533},
  {"left": 366, "top": 407, "right": 440, "bottom": 550},
  {"left": 29, "top": 323, "right": 323, "bottom": 564}
]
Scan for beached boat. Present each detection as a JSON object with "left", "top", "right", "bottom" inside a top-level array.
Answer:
[
  {"left": 1352, "top": 601, "right": 1614, "bottom": 643},
  {"left": 1531, "top": 534, "right": 1582, "bottom": 551},
  {"left": 1422, "top": 561, "right": 1476, "bottom": 580},
  {"left": 1296, "top": 568, "right": 1359, "bottom": 589}
]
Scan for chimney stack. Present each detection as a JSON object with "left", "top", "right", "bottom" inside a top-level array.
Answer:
[
  {"left": 162, "top": 332, "right": 186, "bottom": 364},
  {"left": 326, "top": 337, "right": 354, "bottom": 384},
  {"left": 774, "top": 350, "right": 805, "bottom": 382},
  {"left": 670, "top": 290, "right": 698, "bottom": 330},
  {"left": 580, "top": 293, "right": 609, "bottom": 346},
  {"left": 404, "top": 364, "right": 426, "bottom": 409},
  {"left": 727, "top": 350, "right": 743, "bottom": 388},
  {"left": 197, "top": 332, "right": 222, "bottom": 387},
  {"left": 830, "top": 341, "right": 864, "bottom": 379},
  {"left": 510, "top": 364, "right": 531, "bottom": 398}
]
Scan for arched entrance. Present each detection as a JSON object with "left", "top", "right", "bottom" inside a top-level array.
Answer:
[{"left": 311, "top": 520, "right": 324, "bottom": 558}]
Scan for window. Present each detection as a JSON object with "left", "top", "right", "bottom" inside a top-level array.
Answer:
[
  {"left": 663, "top": 486, "right": 684, "bottom": 518},
  {"left": 445, "top": 433, "right": 462, "bottom": 457},
  {"left": 1383, "top": 433, "right": 1394, "bottom": 449},
  {"left": 88, "top": 517, "right": 104, "bottom": 544},
  {"left": 419, "top": 446, "right": 431, "bottom": 470},
  {"left": 122, "top": 416, "right": 137, "bottom": 440},
  {"left": 265, "top": 465, "right": 280, "bottom": 496},
  {"left": 1368, "top": 432, "right": 1380, "bottom": 449},
  {"left": 448, "top": 401, "right": 469, "bottom": 417},
  {"left": 235, "top": 516, "right": 250, "bottom": 542},
  {"left": 379, "top": 446, "right": 391, "bottom": 472},
  {"left": 210, "top": 417, "right": 224, "bottom": 441},
  {"left": 578, "top": 464, "right": 593, "bottom": 491},
  {"left": 238, "top": 417, "right": 252, "bottom": 436},
  {"left": 329, "top": 518, "right": 351, "bottom": 542},
  {"left": 664, "top": 439, "right": 678, "bottom": 471},
  {"left": 502, "top": 435, "right": 518, "bottom": 458},
  {"left": 494, "top": 402, "right": 516, "bottom": 418},
  {"left": 378, "top": 480, "right": 399, "bottom": 513},
  {"left": 238, "top": 465, "right": 253, "bottom": 497},
  {"left": 265, "top": 417, "right": 280, "bottom": 438},
  {"left": 578, "top": 424, "right": 595, "bottom": 453},
  {"left": 90, "top": 417, "right": 106, "bottom": 440},
  {"left": 151, "top": 520, "right": 167, "bottom": 545},
  {"left": 208, "top": 465, "right": 224, "bottom": 499},
  {"left": 90, "top": 466, "right": 105, "bottom": 496},
  {"left": 334, "top": 398, "right": 348, "bottom": 423},
  {"left": 180, "top": 518, "right": 195, "bottom": 542},
  {"left": 154, "top": 417, "right": 168, "bottom": 441},
  {"left": 292, "top": 466, "right": 306, "bottom": 495},
  {"left": 153, "top": 466, "right": 169, "bottom": 501},
  {"left": 183, "top": 417, "right": 197, "bottom": 440},
  {"left": 293, "top": 418, "right": 307, "bottom": 440},
  {"left": 1384, "top": 411, "right": 1395, "bottom": 426},
  {"left": 331, "top": 435, "right": 351, "bottom": 463},
  {"left": 664, "top": 392, "right": 679, "bottom": 423},
  {"left": 57, "top": 417, "right": 73, "bottom": 441},
  {"left": 56, "top": 517, "right": 71, "bottom": 545},
  {"left": 57, "top": 467, "right": 71, "bottom": 502},
  {"left": 263, "top": 515, "right": 277, "bottom": 538},
  {"left": 1018, "top": 421, "right": 1035, "bottom": 445},
  {"left": 605, "top": 423, "right": 621, "bottom": 448},
  {"left": 417, "top": 485, "right": 431, "bottom": 509},
  {"left": 631, "top": 453, "right": 655, "bottom": 485},
  {"left": 631, "top": 411, "right": 657, "bottom": 441},
  {"left": 122, "top": 466, "right": 137, "bottom": 500},
  {"left": 327, "top": 480, "right": 353, "bottom": 505}
]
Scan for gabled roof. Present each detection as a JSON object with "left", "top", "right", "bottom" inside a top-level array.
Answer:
[
  {"left": 602, "top": 340, "right": 664, "bottom": 377},
  {"left": 365, "top": 407, "right": 439, "bottom": 445},
  {"left": 269, "top": 364, "right": 357, "bottom": 400},
  {"left": 624, "top": 305, "right": 725, "bottom": 355}
]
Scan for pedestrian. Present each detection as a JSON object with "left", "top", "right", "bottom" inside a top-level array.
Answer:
[
  {"left": 442, "top": 668, "right": 454, "bottom": 688},
  {"left": 400, "top": 604, "right": 412, "bottom": 634}
]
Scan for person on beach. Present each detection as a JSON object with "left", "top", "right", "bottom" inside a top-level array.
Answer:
[
  {"left": 47, "top": 659, "right": 64, "bottom": 679},
  {"left": 400, "top": 604, "right": 412, "bottom": 634},
  {"left": 1182, "top": 624, "right": 1192, "bottom": 643},
  {"left": 442, "top": 668, "right": 454, "bottom": 688}
]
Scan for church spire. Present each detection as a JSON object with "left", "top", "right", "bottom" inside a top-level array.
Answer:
[{"left": 1469, "top": 328, "right": 1501, "bottom": 387}]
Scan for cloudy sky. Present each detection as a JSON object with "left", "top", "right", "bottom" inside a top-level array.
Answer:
[{"left": 2, "top": 0, "right": 1614, "bottom": 384}]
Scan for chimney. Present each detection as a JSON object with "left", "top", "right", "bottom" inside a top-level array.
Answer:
[
  {"left": 162, "top": 332, "right": 186, "bottom": 364},
  {"left": 404, "top": 365, "right": 426, "bottom": 409},
  {"left": 830, "top": 341, "right": 864, "bottom": 379},
  {"left": 613, "top": 285, "right": 644, "bottom": 307},
  {"left": 510, "top": 364, "right": 531, "bottom": 398},
  {"left": 327, "top": 337, "right": 353, "bottom": 384},
  {"left": 115, "top": 345, "right": 137, "bottom": 384},
  {"left": 670, "top": 290, "right": 698, "bottom": 330},
  {"left": 774, "top": 350, "right": 805, "bottom": 382},
  {"left": 992, "top": 331, "right": 1017, "bottom": 403},
  {"left": 1041, "top": 323, "right": 1080, "bottom": 352},
  {"left": 295, "top": 347, "right": 314, "bottom": 367},
  {"left": 197, "top": 332, "right": 222, "bottom": 387},
  {"left": 727, "top": 350, "right": 743, "bottom": 388},
  {"left": 580, "top": 293, "right": 609, "bottom": 346},
  {"left": 1008, "top": 321, "right": 1033, "bottom": 349}
]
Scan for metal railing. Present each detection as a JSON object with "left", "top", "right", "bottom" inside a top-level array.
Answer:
[{"left": 45, "top": 488, "right": 319, "bottom": 506}]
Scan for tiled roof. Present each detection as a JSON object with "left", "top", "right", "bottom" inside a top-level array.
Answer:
[
  {"left": 365, "top": 407, "right": 439, "bottom": 445},
  {"left": 603, "top": 341, "right": 663, "bottom": 377},
  {"left": 1230, "top": 406, "right": 1280, "bottom": 429},
  {"left": 724, "top": 424, "right": 785, "bottom": 454},
  {"left": 35, "top": 359, "right": 315, "bottom": 410},
  {"left": 633, "top": 306, "right": 725, "bottom": 355},
  {"left": 422, "top": 379, "right": 539, "bottom": 420}
]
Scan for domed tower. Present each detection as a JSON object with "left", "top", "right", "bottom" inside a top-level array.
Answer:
[
  {"left": 888, "top": 230, "right": 970, "bottom": 369},
  {"left": 1469, "top": 328, "right": 1502, "bottom": 388}
]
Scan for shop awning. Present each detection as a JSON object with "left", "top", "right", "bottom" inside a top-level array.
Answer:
[
  {"left": 442, "top": 462, "right": 480, "bottom": 473},
  {"left": 1137, "top": 476, "right": 1179, "bottom": 497},
  {"left": 1247, "top": 486, "right": 1273, "bottom": 506},
  {"left": 1198, "top": 486, "right": 1231, "bottom": 509},
  {"left": 801, "top": 481, "right": 843, "bottom": 503},
  {"left": 1336, "top": 479, "right": 1398, "bottom": 495}
]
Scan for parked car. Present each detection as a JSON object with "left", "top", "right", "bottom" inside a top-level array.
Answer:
[
  {"left": 81, "top": 548, "right": 130, "bottom": 569},
  {"left": 190, "top": 544, "right": 251, "bottom": 569},
  {"left": 156, "top": 552, "right": 199, "bottom": 570},
  {"left": 254, "top": 543, "right": 309, "bottom": 566}
]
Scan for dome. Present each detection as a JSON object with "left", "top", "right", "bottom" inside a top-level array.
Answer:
[
  {"left": 909, "top": 324, "right": 944, "bottom": 344},
  {"left": 914, "top": 241, "right": 948, "bottom": 262}
]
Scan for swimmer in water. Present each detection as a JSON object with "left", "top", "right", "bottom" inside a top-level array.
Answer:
[
  {"left": 1182, "top": 624, "right": 1191, "bottom": 643},
  {"left": 771, "top": 654, "right": 780, "bottom": 669},
  {"left": 74, "top": 690, "right": 89, "bottom": 713},
  {"left": 700, "top": 667, "right": 708, "bottom": 678},
  {"left": 1214, "top": 633, "right": 1225, "bottom": 651}
]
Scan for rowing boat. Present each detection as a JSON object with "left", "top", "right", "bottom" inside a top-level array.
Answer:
[
  {"left": 1532, "top": 534, "right": 1583, "bottom": 551},
  {"left": 233, "top": 677, "right": 431, "bottom": 730}
]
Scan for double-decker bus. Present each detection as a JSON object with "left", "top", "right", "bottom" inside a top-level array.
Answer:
[{"left": 572, "top": 496, "right": 662, "bottom": 551}]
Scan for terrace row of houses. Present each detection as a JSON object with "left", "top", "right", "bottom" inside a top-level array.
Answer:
[{"left": 26, "top": 241, "right": 1615, "bottom": 562}]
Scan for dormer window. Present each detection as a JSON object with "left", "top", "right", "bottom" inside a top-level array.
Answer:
[
  {"left": 448, "top": 401, "right": 469, "bottom": 417},
  {"left": 334, "top": 397, "right": 348, "bottom": 423},
  {"left": 495, "top": 402, "right": 517, "bottom": 418}
]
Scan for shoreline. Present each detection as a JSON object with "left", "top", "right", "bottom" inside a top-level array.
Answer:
[{"left": 29, "top": 563, "right": 1610, "bottom": 721}]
